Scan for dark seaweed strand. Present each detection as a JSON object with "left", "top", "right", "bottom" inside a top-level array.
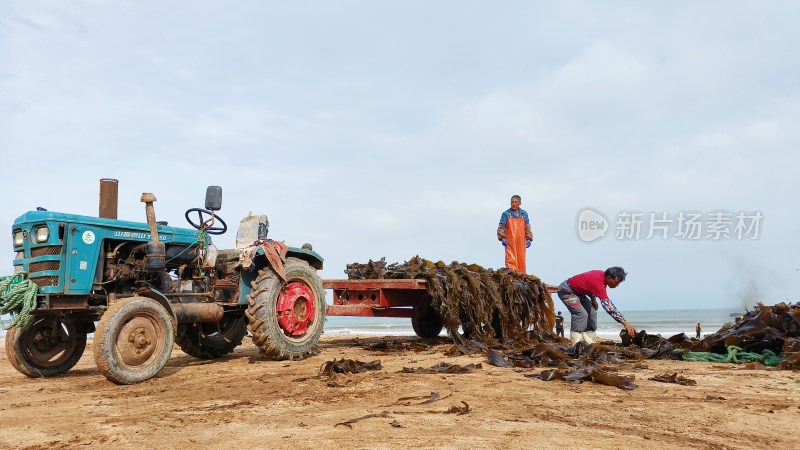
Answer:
[{"left": 345, "top": 256, "right": 557, "bottom": 345}]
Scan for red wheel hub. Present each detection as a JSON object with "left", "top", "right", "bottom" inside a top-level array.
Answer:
[{"left": 277, "top": 282, "right": 316, "bottom": 336}]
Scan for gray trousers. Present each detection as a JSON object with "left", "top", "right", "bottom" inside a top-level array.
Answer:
[{"left": 557, "top": 280, "right": 597, "bottom": 332}]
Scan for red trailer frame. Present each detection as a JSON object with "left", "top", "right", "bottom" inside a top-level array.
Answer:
[
  {"left": 323, "top": 279, "right": 431, "bottom": 319},
  {"left": 323, "top": 278, "right": 557, "bottom": 319}
]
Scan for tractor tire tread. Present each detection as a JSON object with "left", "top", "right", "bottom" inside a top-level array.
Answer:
[
  {"left": 5, "top": 317, "right": 87, "bottom": 378},
  {"left": 92, "top": 296, "right": 174, "bottom": 385},
  {"left": 245, "top": 258, "right": 325, "bottom": 361},
  {"left": 175, "top": 315, "right": 247, "bottom": 360}
]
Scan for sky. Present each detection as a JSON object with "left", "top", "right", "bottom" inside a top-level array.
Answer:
[{"left": 1, "top": 1, "right": 798, "bottom": 312}]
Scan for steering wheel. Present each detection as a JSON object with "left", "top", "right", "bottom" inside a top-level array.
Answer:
[{"left": 185, "top": 208, "right": 228, "bottom": 235}]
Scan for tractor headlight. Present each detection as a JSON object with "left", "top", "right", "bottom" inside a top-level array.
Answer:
[
  {"left": 34, "top": 225, "right": 50, "bottom": 243},
  {"left": 13, "top": 230, "right": 24, "bottom": 247}
]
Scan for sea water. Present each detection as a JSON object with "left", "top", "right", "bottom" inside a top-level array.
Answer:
[
  {"left": 0, "top": 307, "right": 740, "bottom": 341},
  {"left": 323, "top": 307, "right": 738, "bottom": 341}
]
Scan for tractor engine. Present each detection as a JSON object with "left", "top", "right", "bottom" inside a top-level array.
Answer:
[{"left": 101, "top": 240, "right": 206, "bottom": 297}]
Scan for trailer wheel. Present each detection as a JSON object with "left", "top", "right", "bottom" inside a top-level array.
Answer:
[
  {"left": 5, "top": 316, "right": 87, "bottom": 378},
  {"left": 412, "top": 306, "right": 444, "bottom": 339},
  {"left": 246, "top": 258, "right": 326, "bottom": 360},
  {"left": 176, "top": 314, "right": 247, "bottom": 359},
  {"left": 93, "top": 296, "right": 174, "bottom": 384}
]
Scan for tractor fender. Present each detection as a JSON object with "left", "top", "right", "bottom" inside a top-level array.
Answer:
[
  {"left": 247, "top": 245, "right": 323, "bottom": 271},
  {"left": 236, "top": 247, "right": 324, "bottom": 306},
  {"left": 286, "top": 247, "right": 324, "bottom": 270},
  {"left": 131, "top": 288, "right": 179, "bottom": 334}
]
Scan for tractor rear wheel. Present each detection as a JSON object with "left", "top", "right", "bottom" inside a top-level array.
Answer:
[
  {"left": 93, "top": 296, "right": 174, "bottom": 384},
  {"left": 5, "top": 316, "right": 87, "bottom": 377},
  {"left": 412, "top": 306, "right": 444, "bottom": 339},
  {"left": 246, "top": 258, "right": 326, "bottom": 360},
  {"left": 176, "top": 314, "right": 247, "bottom": 359}
]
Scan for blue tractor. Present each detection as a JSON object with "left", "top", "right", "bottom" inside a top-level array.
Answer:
[{"left": 6, "top": 185, "right": 326, "bottom": 384}]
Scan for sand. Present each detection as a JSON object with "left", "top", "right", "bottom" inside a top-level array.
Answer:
[{"left": 1, "top": 335, "right": 798, "bottom": 449}]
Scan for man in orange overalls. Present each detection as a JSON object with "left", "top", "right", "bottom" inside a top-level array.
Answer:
[{"left": 497, "top": 195, "right": 532, "bottom": 273}]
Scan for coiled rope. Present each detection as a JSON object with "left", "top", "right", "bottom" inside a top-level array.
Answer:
[
  {"left": 674, "top": 346, "right": 782, "bottom": 366},
  {"left": 0, "top": 273, "right": 39, "bottom": 329}
]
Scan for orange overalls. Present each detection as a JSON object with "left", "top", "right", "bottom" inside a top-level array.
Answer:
[{"left": 504, "top": 215, "right": 527, "bottom": 273}]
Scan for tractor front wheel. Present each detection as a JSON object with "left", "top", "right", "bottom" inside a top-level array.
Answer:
[
  {"left": 93, "top": 296, "right": 174, "bottom": 384},
  {"left": 5, "top": 316, "right": 87, "bottom": 377},
  {"left": 246, "top": 258, "right": 326, "bottom": 360}
]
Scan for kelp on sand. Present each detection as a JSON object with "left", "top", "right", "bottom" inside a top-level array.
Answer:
[{"left": 345, "top": 257, "right": 800, "bottom": 382}]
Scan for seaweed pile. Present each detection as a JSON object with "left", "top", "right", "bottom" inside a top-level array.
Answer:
[
  {"left": 615, "top": 302, "right": 800, "bottom": 369},
  {"left": 346, "top": 256, "right": 555, "bottom": 344},
  {"left": 345, "top": 258, "right": 800, "bottom": 375},
  {"left": 502, "top": 340, "right": 659, "bottom": 389},
  {"left": 683, "top": 302, "right": 800, "bottom": 369},
  {"left": 705, "top": 303, "right": 800, "bottom": 354}
]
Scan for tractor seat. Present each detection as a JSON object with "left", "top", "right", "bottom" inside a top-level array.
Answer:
[
  {"left": 211, "top": 214, "right": 269, "bottom": 277},
  {"left": 236, "top": 214, "right": 268, "bottom": 249}
]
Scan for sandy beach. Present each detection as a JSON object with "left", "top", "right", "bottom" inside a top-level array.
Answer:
[{"left": 1, "top": 334, "right": 798, "bottom": 449}]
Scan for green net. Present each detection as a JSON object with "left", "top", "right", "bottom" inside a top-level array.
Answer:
[
  {"left": 675, "top": 345, "right": 782, "bottom": 366},
  {"left": 0, "top": 273, "right": 39, "bottom": 329}
]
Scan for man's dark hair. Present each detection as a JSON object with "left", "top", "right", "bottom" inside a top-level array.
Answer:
[
  {"left": 605, "top": 266, "right": 627, "bottom": 282},
  {"left": 511, "top": 194, "right": 521, "bottom": 201}
]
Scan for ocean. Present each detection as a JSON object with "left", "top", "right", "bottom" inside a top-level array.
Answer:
[
  {"left": 323, "top": 307, "right": 739, "bottom": 341},
  {"left": 0, "top": 307, "right": 740, "bottom": 341}
]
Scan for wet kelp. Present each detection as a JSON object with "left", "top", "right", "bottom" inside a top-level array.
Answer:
[
  {"left": 399, "top": 363, "right": 482, "bottom": 374},
  {"left": 319, "top": 359, "right": 382, "bottom": 376},
  {"left": 649, "top": 373, "right": 697, "bottom": 386},
  {"left": 345, "top": 258, "right": 800, "bottom": 377},
  {"left": 346, "top": 257, "right": 649, "bottom": 388},
  {"left": 661, "top": 302, "right": 800, "bottom": 369},
  {"left": 703, "top": 303, "right": 800, "bottom": 361},
  {"left": 614, "top": 302, "right": 800, "bottom": 369},
  {"left": 346, "top": 256, "right": 555, "bottom": 344}
]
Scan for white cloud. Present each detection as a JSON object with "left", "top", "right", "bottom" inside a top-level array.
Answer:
[{"left": 2, "top": 1, "right": 799, "bottom": 310}]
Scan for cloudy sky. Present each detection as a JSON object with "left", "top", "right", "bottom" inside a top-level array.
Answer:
[{"left": 2, "top": 1, "right": 798, "bottom": 312}]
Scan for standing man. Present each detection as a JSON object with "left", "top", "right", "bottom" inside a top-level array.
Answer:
[
  {"left": 497, "top": 195, "right": 532, "bottom": 273},
  {"left": 555, "top": 311, "right": 565, "bottom": 338},
  {"left": 556, "top": 267, "right": 636, "bottom": 345},
  {"left": 696, "top": 323, "right": 702, "bottom": 338}
]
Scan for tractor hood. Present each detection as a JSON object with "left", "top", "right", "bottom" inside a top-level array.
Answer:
[{"left": 13, "top": 210, "right": 203, "bottom": 244}]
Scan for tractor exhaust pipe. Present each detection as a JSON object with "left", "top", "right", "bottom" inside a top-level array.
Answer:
[
  {"left": 171, "top": 303, "right": 225, "bottom": 323},
  {"left": 99, "top": 178, "right": 118, "bottom": 219},
  {"left": 140, "top": 193, "right": 166, "bottom": 271}
]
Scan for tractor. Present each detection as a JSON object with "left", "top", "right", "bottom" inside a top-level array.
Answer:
[{"left": 5, "top": 183, "right": 326, "bottom": 384}]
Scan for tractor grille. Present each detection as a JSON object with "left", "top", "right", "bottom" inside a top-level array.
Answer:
[
  {"left": 30, "top": 246, "right": 62, "bottom": 257},
  {"left": 29, "top": 260, "right": 61, "bottom": 273},
  {"left": 31, "top": 276, "right": 59, "bottom": 287}
]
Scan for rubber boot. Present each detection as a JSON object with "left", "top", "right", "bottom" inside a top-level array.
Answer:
[
  {"left": 583, "top": 330, "right": 596, "bottom": 345},
  {"left": 570, "top": 331, "right": 584, "bottom": 345}
]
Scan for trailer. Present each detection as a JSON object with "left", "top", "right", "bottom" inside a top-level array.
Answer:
[
  {"left": 323, "top": 279, "right": 557, "bottom": 338},
  {"left": 4, "top": 179, "right": 557, "bottom": 384}
]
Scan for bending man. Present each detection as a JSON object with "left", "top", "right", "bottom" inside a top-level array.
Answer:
[
  {"left": 556, "top": 267, "right": 636, "bottom": 344},
  {"left": 497, "top": 195, "right": 532, "bottom": 273}
]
